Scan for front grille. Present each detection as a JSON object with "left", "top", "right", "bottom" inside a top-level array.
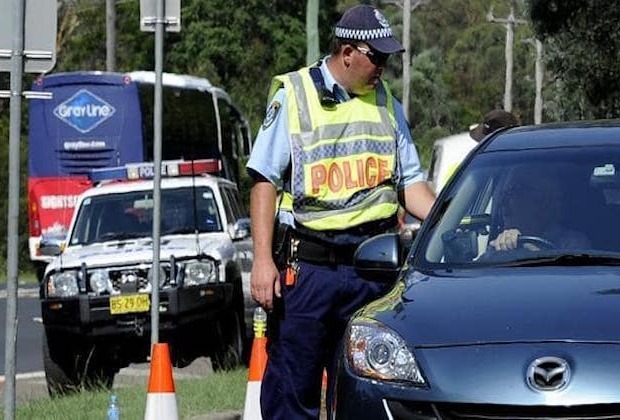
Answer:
[
  {"left": 85, "top": 263, "right": 173, "bottom": 294},
  {"left": 109, "top": 267, "right": 153, "bottom": 293},
  {"left": 387, "top": 401, "right": 620, "bottom": 420}
]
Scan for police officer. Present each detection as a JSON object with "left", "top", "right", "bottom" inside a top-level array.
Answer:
[{"left": 246, "top": 4, "right": 436, "bottom": 419}]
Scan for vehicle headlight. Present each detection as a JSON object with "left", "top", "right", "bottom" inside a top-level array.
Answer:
[
  {"left": 147, "top": 266, "right": 167, "bottom": 288},
  {"left": 47, "top": 271, "right": 79, "bottom": 297},
  {"left": 184, "top": 260, "right": 217, "bottom": 285},
  {"left": 346, "top": 318, "right": 425, "bottom": 384},
  {"left": 89, "top": 269, "right": 111, "bottom": 295}
]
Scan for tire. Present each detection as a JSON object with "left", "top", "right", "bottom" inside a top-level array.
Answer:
[
  {"left": 42, "top": 330, "right": 75, "bottom": 396},
  {"left": 43, "top": 329, "right": 116, "bottom": 396},
  {"left": 78, "top": 349, "right": 116, "bottom": 392},
  {"left": 211, "top": 309, "right": 245, "bottom": 371}
]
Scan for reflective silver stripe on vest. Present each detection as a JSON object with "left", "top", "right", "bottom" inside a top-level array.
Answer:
[
  {"left": 292, "top": 186, "right": 397, "bottom": 224},
  {"left": 291, "top": 120, "right": 393, "bottom": 149},
  {"left": 289, "top": 72, "right": 313, "bottom": 133}
]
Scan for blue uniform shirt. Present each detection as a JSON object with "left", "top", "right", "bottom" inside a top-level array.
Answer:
[{"left": 246, "top": 58, "right": 425, "bottom": 231}]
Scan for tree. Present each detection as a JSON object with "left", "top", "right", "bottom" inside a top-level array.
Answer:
[{"left": 528, "top": 0, "right": 620, "bottom": 118}]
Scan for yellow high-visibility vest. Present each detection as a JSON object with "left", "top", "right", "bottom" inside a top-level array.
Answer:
[{"left": 272, "top": 66, "right": 399, "bottom": 231}]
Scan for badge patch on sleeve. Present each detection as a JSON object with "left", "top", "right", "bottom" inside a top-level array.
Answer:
[{"left": 262, "top": 101, "right": 281, "bottom": 129}]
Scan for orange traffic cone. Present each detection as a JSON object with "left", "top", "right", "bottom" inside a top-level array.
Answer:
[
  {"left": 243, "top": 306, "right": 268, "bottom": 420},
  {"left": 144, "top": 342, "right": 178, "bottom": 420}
]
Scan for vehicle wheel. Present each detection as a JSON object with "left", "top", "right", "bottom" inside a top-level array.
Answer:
[
  {"left": 43, "top": 330, "right": 115, "bottom": 396},
  {"left": 78, "top": 347, "right": 116, "bottom": 392},
  {"left": 42, "top": 330, "right": 75, "bottom": 396},
  {"left": 211, "top": 308, "right": 246, "bottom": 371}
]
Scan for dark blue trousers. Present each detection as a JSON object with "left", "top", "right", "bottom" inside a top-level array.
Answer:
[{"left": 260, "top": 261, "right": 390, "bottom": 419}]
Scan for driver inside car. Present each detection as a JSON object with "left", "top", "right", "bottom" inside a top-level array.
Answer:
[
  {"left": 489, "top": 169, "right": 590, "bottom": 251},
  {"left": 162, "top": 198, "right": 190, "bottom": 232}
]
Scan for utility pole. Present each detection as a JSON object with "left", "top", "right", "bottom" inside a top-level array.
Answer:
[
  {"left": 487, "top": 4, "right": 527, "bottom": 113},
  {"left": 534, "top": 39, "right": 544, "bottom": 124},
  {"left": 106, "top": 0, "right": 116, "bottom": 71},
  {"left": 524, "top": 37, "right": 545, "bottom": 124},
  {"left": 306, "top": 0, "right": 319, "bottom": 65},
  {"left": 380, "top": 0, "right": 429, "bottom": 122}
]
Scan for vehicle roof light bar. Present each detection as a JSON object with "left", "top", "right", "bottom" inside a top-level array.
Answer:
[{"left": 88, "top": 158, "right": 221, "bottom": 182}]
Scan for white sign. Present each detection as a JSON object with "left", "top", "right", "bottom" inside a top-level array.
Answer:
[
  {"left": 140, "top": 0, "right": 181, "bottom": 32},
  {"left": 0, "top": 0, "right": 57, "bottom": 73}
]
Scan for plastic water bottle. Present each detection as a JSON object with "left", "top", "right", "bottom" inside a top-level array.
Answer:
[
  {"left": 107, "top": 394, "right": 120, "bottom": 420},
  {"left": 253, "top": 306, "right": 267, "bottom": 338}
]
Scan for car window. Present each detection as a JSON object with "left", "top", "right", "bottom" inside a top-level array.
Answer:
[
  {"left": 69, "top": 186, "right": 222, "bottom": 245},
  {"left": 417, "top": 146, "right": 620, "bottom": 269},
  {"left": 219, "top": 185, "right": 246, "bottom": 225}
]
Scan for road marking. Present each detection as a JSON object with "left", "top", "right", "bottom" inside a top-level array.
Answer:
[
  {"left": 0, "top": 288, "right": 39, "bottom": 299},
  {"left": 0, "top": 371, "right": 46, "bottom": 384}
]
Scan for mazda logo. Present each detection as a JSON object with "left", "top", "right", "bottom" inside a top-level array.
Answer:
[{"left": 526, "top": 356, "right": 570, "bottom": 392}]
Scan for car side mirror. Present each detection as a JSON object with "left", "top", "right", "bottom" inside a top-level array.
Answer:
[
  {"left": 353, "top": 233, "right": 402, "bottom": 283},
  {"left": 38, "top": 236, "right": 64, "bottom": 257},
  {"left": 231, "top": 217, "right": 251, "bottom": 241}
]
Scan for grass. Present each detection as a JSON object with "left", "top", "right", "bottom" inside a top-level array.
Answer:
[
  {"left": 14, "top": 368, "right": 248, "bottom": 419},
  {"left": 0, "top": 269, "right": 38, "bottom": 286}
]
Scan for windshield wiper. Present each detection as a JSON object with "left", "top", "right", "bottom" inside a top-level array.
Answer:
[
  {"left": 500, "top": 253, "right": 620, "bottom": 267},
  {"left": 163, "top": 227, "right": 198, "bottom": 235},
  {"left": 90, "top": 232, "right": 148, "bottom": 244}
]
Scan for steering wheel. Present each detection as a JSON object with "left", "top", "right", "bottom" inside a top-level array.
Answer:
[{"left": 517, "top": 235, "right": 555, "bottom": 250}]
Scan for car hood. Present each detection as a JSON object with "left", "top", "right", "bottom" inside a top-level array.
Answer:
[
  {"left": 366, "top": 267, "right": 620, "bottom": 347},
  {"left": 51, "top": 234, "right": 229, "bottom": 270}
]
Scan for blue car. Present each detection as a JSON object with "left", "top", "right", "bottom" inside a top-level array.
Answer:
[{"left": 332, "top": 122, "right": 620, "bottom": 419}]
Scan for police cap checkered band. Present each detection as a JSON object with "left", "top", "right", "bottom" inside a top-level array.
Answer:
[
  {"left": 335, "top": 5, "right": 405, "bottom": 54},
  {"left": 334, "top": 27, "right": 394, "bottom": 40}
]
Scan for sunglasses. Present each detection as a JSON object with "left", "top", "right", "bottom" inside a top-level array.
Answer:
[{"left": 355, "top": 45, "right": 390, "bottom": 66}]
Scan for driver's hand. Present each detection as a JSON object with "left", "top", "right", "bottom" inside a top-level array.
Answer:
[{"left": 490, "top": 228, "right": 521, "bottom": 251}]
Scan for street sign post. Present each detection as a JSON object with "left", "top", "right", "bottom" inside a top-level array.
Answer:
[
  {"left": 2, "top": 1, "right": 56, "bottom": 418},
  {"left": 140, "top": 0, "right": 181, "bottom": 349}
]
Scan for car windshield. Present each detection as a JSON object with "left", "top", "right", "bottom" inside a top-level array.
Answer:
[
  {"left": 69, "top": 186, "right": 223, "bottom": 245},
  {"left": 418, "top": 145, "right": 620, "bottom": 269}
]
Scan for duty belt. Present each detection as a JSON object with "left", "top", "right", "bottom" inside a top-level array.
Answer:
[{"left": 294, "top": 238, "right": 359, "bottom": 266}]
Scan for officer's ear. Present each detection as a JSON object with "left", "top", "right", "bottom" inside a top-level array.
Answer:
[{"left": 341, "top": 44, "right": 356, "bottom": 66}]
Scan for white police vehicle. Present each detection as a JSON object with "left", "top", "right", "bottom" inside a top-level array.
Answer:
[{"left": 39, "top": 159, "right": 252, "bottom": 395}]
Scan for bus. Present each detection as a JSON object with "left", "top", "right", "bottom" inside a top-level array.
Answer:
[{"left": 27, "top": 71, "right": 252, "bottom": 279}]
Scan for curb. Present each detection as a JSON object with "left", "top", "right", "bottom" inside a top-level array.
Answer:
[{"left": 188, "top": 411, "right": 242, "bottom": 420}]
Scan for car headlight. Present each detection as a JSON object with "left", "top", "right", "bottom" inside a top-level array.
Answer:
[
  {"left": 47, "top": 271, "right": 79, "bottom": 297},
  {"left": 346, "top": 318, "right": 425, "bottom": 384},
  {"left": 89, "top": 269, "right": 111, "bottom": 295},
  {"left": 147, "top": 266, "right": 167, "bottom": 288},
  {"left": 184, "top": 260, "right": 217, "bottom": 285}
]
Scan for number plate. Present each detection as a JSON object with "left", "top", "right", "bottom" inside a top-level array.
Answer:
[{"left": 109, "top": 294, "right": 150, "bottom": 315}]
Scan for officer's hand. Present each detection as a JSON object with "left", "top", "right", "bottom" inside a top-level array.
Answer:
[
  {"left": 250, "top": 255, "right": 281, "bottom": 311},
  {"left": 490, "top": 228, "right": 521, "bottom": 251}
]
